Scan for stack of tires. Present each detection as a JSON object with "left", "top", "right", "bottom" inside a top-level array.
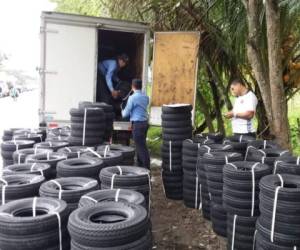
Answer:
[
  {"left": 97, "top": 144, "right": 135, "bottom": 165},
  {"left": 202, "top": 151, "right": 243, "bottom": 237},
  {"left": 182, "top": 138, "right": 214, "bottom": 209},
  {"left": 69, "top": 108, "right": 106, "bottom": 146},
  {"left": 3, "top": 163, "right": 52, "bottom": 180},
  {"left": 245, "top": 139, "right": 280, "bottom": 161},
  {"left": 78, "top": 189, "right": 146, "bottom": 209},
  {"left": 2, "top": 128, "right": 22, "bottom": 141},
  {"left": 256, "top": 174, "right": 300, "bottom": 249},
  {"left": 57, "top": 157, "right": 105, "bottom": 180},
  {"left": 57, "top": 146, "right": 92, "bottom": 159},
  {"left": 34, "top": 141, "right": 69, "bottom": 152},
  {"left": 39, "top": 177, "right": 99, "bottom": 212},
  {"left": 246, "top": 148, "right": 291, "bottom": 171},
  {"left": 26, "top": 152, "right": 67, "bottom": 178},
  {"left": 100, "top": 166, "right": 151, "bottom": 208},
  {"left": 13, "top": 133, "right": 43, "bottom": 144},
  {"left": 195, "top": 132, "right": 224, "bottom": 144},
  {"left": 1, "top": 140, "right": 35, "bottom": 167},
  {"left": 273, "top": 156, "right": 300, "bottom": 175},
  {"left": 223, "top": 135, "right": 255, "bottom": 157},
  {"left": 68, "top": 202, "right": 152, "bottom": 249},
  {"left": 82, "top": 149, "right": 123, "bottom": 167},
  {"left": 196, "top": 144, "right": 234, "bottom": 220},
  {"left": 47, "top": 126, "right": 70, "bottom": 142},
  {"left": 2, "top": 128, "right": 46, "bottom": 142},
  {"left": 0, "top": 197, "right": 70, "bottom": 250},
  {"left": 161, "top": 104, "right": 193, "bottom": 200},
  {"left": 0, "top": 174, "right": 45, "bottom": 204},
  {"left": 223, "top": 161, "right": 271, "bottom": 250},
  {"left": 79, "top": 101, "right": 115, "bottom": 141},
  {"left": 12, "top": 148, "right": 53, "bottom": 164}
]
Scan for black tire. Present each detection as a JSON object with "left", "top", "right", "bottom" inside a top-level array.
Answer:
[
  {"left": 81, "top": 150, "right": 123, "bottom": 167},
  {"left": 162, "top": 133, "right": 192, "bottom": 141},
  {"left": 100, "top": 166, "right": 150, "bottom": 187},
  {"left": 12, "top": 148, "right": 53, "bottom": 164},
  {"left": 70, "top": 108, "right": 105, "bottom": 117},
  {"left": 57, "top": 157, "right": 105, "bottom": 178},
  {"left": 1, "top": 140, "right": 35, "bottom": 151},
  {"left": 78, "top": 189, "right": 146, "bottom": 209},
  {"left": 0, "top": 197, "right": 69, "bottom": 250},
  {"left": 13, "top": 133, "right": 43, "bottom": 143},
  {"left": 68, "top": 136, "right": 104, "bottom": 146},
  {"left": 39, "top": 177, "right": 99, "bottom": 212},
  {"left": 26, "top": 152, "right": 67, "bottom": 178},
  {"left": 161, "top": 120, "right": 192, "bottom": 128},
  {"left": 4, "top": 163, "right": 52, "bottom": 180},
  {"left": 273, "top": 156, "right": 300, "bottom": 175},
  {"left": 97, "top": 144, "right": 135, "bottom": 159},
  {"left": 161, "top": 113, "right": 191, "bottom": 122},
  {"left": 57, "top": 146, "right": 93, "bottom": 159},
  {"left": 34, "top": 141, "right": 69, "bottom": 152},
  {"left": 162, "top": 126, "right": 193, "bottom": 134},
  {"left": 71, "top": 129, "right": 105, "bottom": 138},
  {"left": 0, "top": 174, "right": 45, "bottom": 203},
  {"left": 70, "top": 231, "right": 152, "bottom": 250},
  {"left": 162, "top": 104, "right": 192, "bottom": 114},
  {"left": 194, "top": 133, "right": 224, "bottom": 144},
  {"left": 78, "top": 101, "right": 114, "bottom": 112},
  {"left": 68, "top": 202, "right": 149, "bottom": 247},
  {"left": 71, "top": 122, "right": 106, "bottom": 131}
]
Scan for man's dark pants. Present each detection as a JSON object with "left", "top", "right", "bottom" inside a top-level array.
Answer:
[{"left": 132, "top": 121, "right": 150, "bottom": 169}]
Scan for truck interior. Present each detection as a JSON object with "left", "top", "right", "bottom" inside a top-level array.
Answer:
[{"left": 96, "top": 29, "right": 145, "bottom": 120}]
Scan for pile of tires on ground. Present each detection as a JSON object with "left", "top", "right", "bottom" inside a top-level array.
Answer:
[
  {"left": 0, "top": 124, "right": 152, "bottom": 249},
  {"left": 161, "top": 104, "right": 193, "bottom": 200}
]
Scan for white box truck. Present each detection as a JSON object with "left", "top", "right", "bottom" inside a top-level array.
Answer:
[{"left": 38, "top": 12, "right": 200, "bottom": 133}]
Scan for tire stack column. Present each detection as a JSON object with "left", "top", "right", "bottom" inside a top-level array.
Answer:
[{"left": 161, "top": 104, "right": 193, "bottom": 200}]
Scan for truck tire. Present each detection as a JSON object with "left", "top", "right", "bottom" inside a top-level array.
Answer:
[
  {"left": 4, "top": 163, "right": 52, "bottom": 180},
  {"left": 0, "top": 174, "right": 45, "bottom": 204},
  {"left": 162, "top": 104, "right": 192, "bottom": 114},
  {"left": 0, "top": 197, "right": 69, "bottom": 250},
  {"left": 78, "top": 189, "right": 146, "bottom": 209},
  {"left": 57, "top": 146, "right": 93, "bottom": 159},
  {"left": 12, "top": 148, "right": 53, "bottom": 164},
  {"left": 57, "top": 157, "right": 105, "bottom": 179},
  {"left": 68, "top": 202, "right": 149, "bottom": 248},
  {"left": 34, "top": 141, "right": 69, "bottom": 152},
  {"left": 39, "top": 177, "right": 99, "bottom": 212}
]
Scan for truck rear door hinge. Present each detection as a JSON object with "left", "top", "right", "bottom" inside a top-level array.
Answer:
[
  {"left": 36, "top": 67, "right": 58, "bottom": 75},
  {"left": 40, "top": 26, "right": 59, "bottom": 34}
]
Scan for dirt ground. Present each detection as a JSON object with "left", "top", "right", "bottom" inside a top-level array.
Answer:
[{"left": 150, "top": 167, "right": 227, "bottom": 250}]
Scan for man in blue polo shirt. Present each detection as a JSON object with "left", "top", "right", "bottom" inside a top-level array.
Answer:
[
  {"left": 122, "top": 79, "right": 150, "bottom": 169},
  {"left": 98, "top": 54, "right": 129, "bottom": 101}
]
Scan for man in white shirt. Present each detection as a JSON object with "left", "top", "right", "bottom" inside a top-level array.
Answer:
[{"left": 224, "top": 79, "right": 258, "bottom": 137}]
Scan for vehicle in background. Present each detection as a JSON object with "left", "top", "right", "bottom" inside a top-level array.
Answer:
[{"left": 39, "top": 12, "right": 199, "bottom": 142}]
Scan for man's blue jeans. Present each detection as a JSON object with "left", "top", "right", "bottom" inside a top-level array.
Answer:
[{"left": 132, "top": 121, "right": 150, "bottom": 169}]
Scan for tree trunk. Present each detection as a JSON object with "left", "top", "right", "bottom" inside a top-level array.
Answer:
[
  {"left": 196, "top": 89, "right": 215, "bottom": 133},
  {"left": 243, "top": 0, "right": 273, "bottom": 125},
  {"left": 265, "top": 0, "right": 290, "bottom": 148},
  {"left": 206, "top": 64, "right": 226, "bottom": 135}
]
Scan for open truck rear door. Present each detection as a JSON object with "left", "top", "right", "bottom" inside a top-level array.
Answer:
[
  {"left": 39, "top": 13, "right": 97, "bottom": 123},
  {"left": 150, "top": 32, "right": 200, "bottom": 125}
]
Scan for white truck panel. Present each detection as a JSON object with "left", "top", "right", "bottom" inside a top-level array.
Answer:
[{"left": 43, "top": 23, "right": 97, "bottom": 121}]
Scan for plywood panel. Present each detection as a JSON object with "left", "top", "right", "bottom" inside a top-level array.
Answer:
[{"left": 151, "top": 32, "right": 200, "bottom": 106}]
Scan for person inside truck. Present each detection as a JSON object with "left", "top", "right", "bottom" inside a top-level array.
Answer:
[
  {"left": 121, "top": 79, "right": 150, "bottom": 169},
  {"left": 98, "top": 53, "right": 129, "bottom": 101}
]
